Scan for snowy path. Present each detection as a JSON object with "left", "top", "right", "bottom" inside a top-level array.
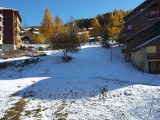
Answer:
[{"left": 0, "top": 44, "right": 160, "bottom": 120}]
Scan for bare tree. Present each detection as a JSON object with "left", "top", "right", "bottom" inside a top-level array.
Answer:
[{"left": 23, "top": 20, "right": 28, "bottom": 28}]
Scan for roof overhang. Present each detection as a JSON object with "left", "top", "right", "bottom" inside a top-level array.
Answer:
[
  {"left": 124, "top": 1, "right": 160, "bottom": 25},
  {"left": 0, "top": 7, "right": 22, "bottom": 22},
  {"left": 124, "top": 0, "right": 152, "bottom": 20},
  {"left": 132, "top": 35, "right": 160, "bottom": 51}
]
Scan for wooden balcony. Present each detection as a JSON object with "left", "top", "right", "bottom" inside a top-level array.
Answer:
[
  {"left": 147, "top": 53, "right": 160, "bottom": 61},
  {"left": 147, "top": 13, "right": 160, "bottom": 19}
]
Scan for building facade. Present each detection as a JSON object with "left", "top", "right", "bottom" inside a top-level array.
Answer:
[
  {"left": 122, "top": 0, "right": 160, "bottom": 73},
  {"left": 0, "top": 7, "right": 22, "bottom": 50}
]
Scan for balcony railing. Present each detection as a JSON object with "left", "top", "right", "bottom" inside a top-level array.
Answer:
[
  {"left": 147, "top": 53, "right": 160, "bottom": 60},
  {"left": 147, "top": 13, "right": 160, "bottom": 19}
]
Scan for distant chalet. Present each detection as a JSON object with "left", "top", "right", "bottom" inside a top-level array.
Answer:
[
  {"left": 121, "top": 0, "right": 160, "bottom": 73},
  {"left": 0, "top": 7, "right": 22, "bottom": 50}
]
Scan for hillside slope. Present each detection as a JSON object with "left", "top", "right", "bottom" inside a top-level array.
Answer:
[{"left": 0, "top": 43, "right": 160, "bottom": 119}]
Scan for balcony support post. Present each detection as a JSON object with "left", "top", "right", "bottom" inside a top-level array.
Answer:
[{"left": 143, "top": 47, "right": 149, "bottom": 73}]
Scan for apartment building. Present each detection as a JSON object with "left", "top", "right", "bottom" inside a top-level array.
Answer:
[
  {"left": 0, "top": 7, "right": 22, "bottom": 50},
  {"left": 122, "top": 0, "right": 160, "bottom": 73}
]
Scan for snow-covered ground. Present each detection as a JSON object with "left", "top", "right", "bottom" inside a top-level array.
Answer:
[{"left": 0, "top": 43, "right": 160, "bottom": 120}]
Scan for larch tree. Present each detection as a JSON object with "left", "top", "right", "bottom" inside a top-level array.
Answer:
[
  {"left": 40, "top": 7, "right": 56, "bottom": 39},
  {"left": 107, "top": 12, "right": 121, "bottom": 40},
  {"left": 50, "top": 18, "right": 80, "bottom": 62},
  {"left": 90, "top": 16, "right": 101, "bottom": 42},
  {"left": 32, "top": 34, "right": 46, "bottom": 44},
  {"left": 54, "top": 14, "right": 64, "bottom": 33},
  {"left": 55, "top": 14, "right": 63, "bottom": 26},
  {"left": 78, "top": 32, "right": 89, "bottom": 42}
]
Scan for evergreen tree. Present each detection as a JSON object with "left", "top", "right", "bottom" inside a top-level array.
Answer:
[
  {"left": 40, "top": 7, "right": 56, "bottom": 39},
  {"left": 102, "top": 24, "right": 110, "bottom": 48}
]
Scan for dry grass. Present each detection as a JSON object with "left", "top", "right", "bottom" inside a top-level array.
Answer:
[
  {"left": 1, "top": 98, "right": 27, "bottom": 120},
  {"left": 54, "top": 100, "right": 68, "bottom": 120},
  {"left": 1, "top": 50, "right": 46, "bottom": 59}
]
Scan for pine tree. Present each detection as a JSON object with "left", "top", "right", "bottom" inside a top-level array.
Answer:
[
  {"left": 40, "top": 7, "right": 56, "bottom": 39},
  {"left": 90, "top": 16, "right": 101, "bottom": 41}
]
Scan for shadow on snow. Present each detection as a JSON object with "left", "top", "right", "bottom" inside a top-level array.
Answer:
[{"left": 0, "top": 46, "right": 159, "bottom": 100}]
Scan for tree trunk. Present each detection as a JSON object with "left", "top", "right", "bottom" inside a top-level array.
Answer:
[
  {"left": 111, "top": 46, "right": 112, "bottom": 62},
  {"left": 65, "top": 49, "right": 68, "bottom": 61}
]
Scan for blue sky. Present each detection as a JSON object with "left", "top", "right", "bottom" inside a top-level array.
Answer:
[{"left": 0, "top": 0, "right": 145, "bottom": 27}]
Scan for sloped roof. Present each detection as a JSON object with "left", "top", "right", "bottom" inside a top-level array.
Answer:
[
  {"left": 124, "top": 0, "right": 152, "bottom": 20},
  {"left": 0, "top": 7, "right": 22, "bottom": 22},
  {"left": 125, "top": 1, "right": 160, "bottom": 25},
  {"left": 0, "top": 7, "right": 17, "bottom": 11},
  {"left": 132, "top": 35, "right": 160, "bottom": 51}
]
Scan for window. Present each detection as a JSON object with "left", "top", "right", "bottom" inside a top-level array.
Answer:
[
  {"left": 150, "top": 10, "right": 159, "bottom": 15},
  {"left": 150, "top": 11, "right": 156, "bottom": 15},
  {"left": 128, "top": 25, "right": 132, "bottom": 30}
]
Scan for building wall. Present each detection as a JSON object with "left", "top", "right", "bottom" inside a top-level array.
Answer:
[
  {"left": 131, "top": 46, "right": 156, "bottom": 69},
  {"left": 0, "top": 36, "right": 3, "bottom": 44},
  {"left": 149, "top": 61, "right": 160, "bottom": 73},
  {"left": 3, "top": 10, "right": 14, "bottom": 44},
  {"left": 14, "top": 11, "right": 21, "bottom": 47},
  {"left": 131, "top": 49, "right": 143, "bottom": 66},
  {"left": 125, "top": 12, "right": 149, "bottom": 40},
  {"left": 0, "top": 9, "right": 22, "bottom": 50},
  {"left": 146, "top": 46, "right": 156, "bottom": 53},
  {"left": 0, "top": 13, "right": 3, "bottom": 45},
  {"left": 124, "top": 0, "right": 158, "bottom": 22},
  {"left": 123, "top": 1, "right": 160, "bottom": 44},
  {"left": 0, "top": 14, "right": 3, "bottom": 36}
]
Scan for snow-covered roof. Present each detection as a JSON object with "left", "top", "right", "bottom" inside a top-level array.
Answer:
[
  {"left": 0, "top": 7, "right": 17, "bottom": 11},
  {"left": 88, "top": 37, "right": 95, "bottom": 40},
  {"left": 132, "top": 35, "right": 160, "bottom": 51},
  {"left": 88, "top": 28, "right": 94, "bottom": 30},
  {"left": 24, "top": 28, "right": 31, "bottom": 31},
  {"left": 97, "top": 36, "right": 102, "bottom": 39},
  {"left": 21, "top": 36, "right": 25, "bottom": 38},
  {"left": 33, "top": 31, "right": 39, "bottom": 34},
  {"left": 34, "top": 28, "right": 39, "bottom": 31},
  {"left": 78, "top": 31, "right": 89, "bottom": 35},
  {"left": 21, "top": 30, "right": 26, "bottom": 33}
]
